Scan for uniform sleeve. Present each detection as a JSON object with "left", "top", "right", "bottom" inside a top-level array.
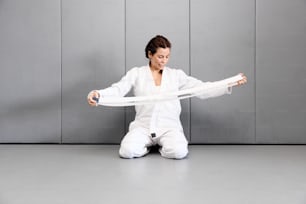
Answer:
[
  {"left": 177, "top": 69, "right": 232, "bottom": 100},
  {"left": 98, "top": 68, "right": 138, "bottom": 97}
]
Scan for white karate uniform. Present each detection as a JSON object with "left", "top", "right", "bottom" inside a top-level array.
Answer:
[{"left": 98, "top": 65, "right": 231, "bottom": 159}]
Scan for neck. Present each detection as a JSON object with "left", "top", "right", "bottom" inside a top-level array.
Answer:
[
  {"left": 150, "top": 66, "right": 163, "bottom": 73},
  {"left": 149, "top": 65, "right": 163, "bottom": 74}
]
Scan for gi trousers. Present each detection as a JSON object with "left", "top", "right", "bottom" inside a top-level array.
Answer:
[{"left": 119, "top": 127, "right": 188, "bottom": 159}]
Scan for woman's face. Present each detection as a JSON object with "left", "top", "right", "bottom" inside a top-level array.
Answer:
[{"left": 149, "top": 47, "right": 170, "bottom": 71}]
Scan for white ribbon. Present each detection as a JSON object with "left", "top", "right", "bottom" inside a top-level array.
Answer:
[{"left": 95, "top": 74, "right": 243, "bottom": 107}]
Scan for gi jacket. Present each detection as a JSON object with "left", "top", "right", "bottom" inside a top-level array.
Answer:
[{"left": 98, "top": 65, "right": 231, "bottom": 134}]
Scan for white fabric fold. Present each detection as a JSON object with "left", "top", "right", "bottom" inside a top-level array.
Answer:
[{"left": 96, "top": 74, "right": 243, "bottom": 107}]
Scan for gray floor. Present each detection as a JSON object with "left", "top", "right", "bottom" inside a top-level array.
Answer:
[{"left": 0, "top": 145, "right": 306, "bottom": 204}]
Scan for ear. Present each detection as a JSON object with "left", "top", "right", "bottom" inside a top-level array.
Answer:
[{"left": 148, "top": 51, "right": 153, "bottom": 59}]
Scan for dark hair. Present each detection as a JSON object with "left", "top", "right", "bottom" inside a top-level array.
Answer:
[{"left": 145, "top": 35, "right": 171, "bottom": 58}]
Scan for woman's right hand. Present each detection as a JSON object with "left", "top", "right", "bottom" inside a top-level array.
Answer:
[{"left": 87, "top": 90, "right": 100, "bottom": 106}]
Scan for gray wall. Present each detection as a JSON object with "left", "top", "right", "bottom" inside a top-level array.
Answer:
[
  {"left": 256, "top": 0, "right": 306, "bottom": 143},
  {"left": 190, "top": 0, "right": 255, "bottom": 143},
  {"left": 0, "top": 0, "right": 61, "bottom": 143},
  {"left": 0, "top": 0, "right": 305, "bottom": 144}
]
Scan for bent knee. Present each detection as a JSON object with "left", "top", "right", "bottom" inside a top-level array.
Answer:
[
  {"left": 160, "top": 145, "right": 188, "bottom": 159},
  {"left": 119, "top": 145, "right": 134, "bottom": 159},
  {"left": 119, "top": 143, "right": 148, "bottom": 159}
]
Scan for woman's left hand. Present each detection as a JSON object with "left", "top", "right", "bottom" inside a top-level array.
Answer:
[{"left": 235, "top": 73, "right": 247, "bottom": 86}]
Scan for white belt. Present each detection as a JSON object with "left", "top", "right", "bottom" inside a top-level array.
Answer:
[{"left": 94, "top": 74, "right": 243, "bottom": 107}]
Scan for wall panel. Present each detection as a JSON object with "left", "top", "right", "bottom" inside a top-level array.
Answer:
[
  {"left": 256, "top": 0, "right": 306, "bottom": 143},
  {"left": 125, "top": 0, "right": 191, "bottom": 139},
  {"left": 61, "top": 0, "right": 125, "bottom": 143},
  {"left": 190, "top": 0, "right": 255, "bottom": 143},
  {"left": 0, "top": 0, "right": 61, "bottom": 143}
]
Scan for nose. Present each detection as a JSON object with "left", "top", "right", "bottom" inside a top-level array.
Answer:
[{"left": 161, "top": 57, "right": 167, "bottom": 64}]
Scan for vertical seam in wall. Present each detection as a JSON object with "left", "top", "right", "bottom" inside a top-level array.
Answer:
[
  {"left": 60, "top": 0, "right": 63, "bottom": 144},
  {"left": 124, "top": 0, "right": 127, "bottom": 134},
  {"left": 188, "top": 0, "right": 192, "bottom": 142},
  {"left": 254, "top": 0, "right": 257, "bottom": 143}
]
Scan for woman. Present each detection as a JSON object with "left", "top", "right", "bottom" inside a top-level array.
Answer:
[{"left": 87, "top": 35, "right": 247, "bottom": 159}]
